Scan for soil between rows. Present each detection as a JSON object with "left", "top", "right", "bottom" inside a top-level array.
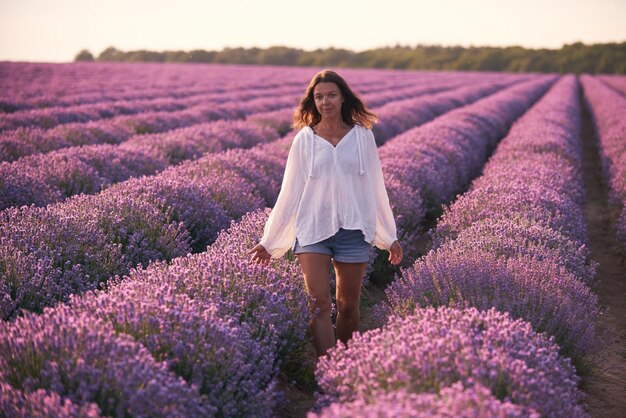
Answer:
[{"left": 578, "top": 87, "right": 626, "bottom": 418}]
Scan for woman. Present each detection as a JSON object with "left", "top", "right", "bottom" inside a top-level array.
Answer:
[{"left": 248, "top": 69, "right": 402, "bottom": 357}]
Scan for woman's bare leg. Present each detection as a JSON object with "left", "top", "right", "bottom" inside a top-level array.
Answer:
[
  {"left": 297, "top": 253, "right": 334, "bottom": 357},
  {"left": 334, "top": 260, "right": 367, "bottom": 345}
]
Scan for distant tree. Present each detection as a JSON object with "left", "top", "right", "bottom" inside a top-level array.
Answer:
[
  {"left": 162, "top": 50, "right": 190, "bottom": 62},
  {"left": 98, "top": 46, "right": 124, "bottom": 61},
  {"left": 126, "top": 50, "right": 164, "bottom": 62},
  {"left": 187, "top": 49, "right": 216, "bottom": 62},
  {"left": 312, "top": 47, "right": 354, "bottom": 67},
  {"left": 214, "top": 47, "right": 259, "bottom": 64},
  {"left": 257, "top": 46, "right": 300, "bottom": 66},
  {"left": 74, "top": 49, "right": 94, "bottom": 61}
]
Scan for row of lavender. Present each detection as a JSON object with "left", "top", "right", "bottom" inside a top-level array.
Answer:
[
  {"left": 0, "top": 76, "right": 518, "bottom": 320},
  {"left": 0, "top": 119, "right": 280, "bottom": 209},
  {"left": 0, "top": 83, "right": 306, "bottom": 132},
  {"left": 0, "top": 62, "right": 315, "bottom": 110},
  {"left": 0, "top": 75, "right": 553, "bottom": 417},
  {"left": 377, "top": 76, "right": 554, "bottom": 264},
  {"left": 0, "top": 86, "right": 300, "bottom": 162},
  {"left": 0, "top": 78, "right": 480, "bottom": 209},
  {"left": 311, "top": 76, "right": 597, "bottom": 417},
  {"left": 596, "top": 74, "right": 626, "bottom": 97},
  {"left": 0, "top": 62, "right": 503, "bottom": 111},
  {"left": 0, "top": 73, "right": 482, "bottom": 163},
  {"left": 580, "top": 75, "right": 626, "bottom": 247}
]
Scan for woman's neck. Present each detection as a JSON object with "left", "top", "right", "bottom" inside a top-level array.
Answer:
[{"left": 316, "top": 116, "right": 349, "bottom": 130}]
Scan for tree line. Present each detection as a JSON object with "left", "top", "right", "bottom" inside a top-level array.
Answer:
[{"left": 75, "top": 42, "right": 626, "bottom": 74}]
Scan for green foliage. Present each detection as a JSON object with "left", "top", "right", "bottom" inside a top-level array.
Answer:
[
  {"left": 86, "top": 42, "right": 626, "bottom": 73},
  {"left": 74, "top": 49, "right": 94, "bottom": 61},
  {"left": 97, "top": 46, "right": 124, "bottom": 61}
]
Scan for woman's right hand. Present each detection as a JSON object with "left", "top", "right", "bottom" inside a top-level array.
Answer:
[
  {"left": 388, "top": 240, "right": 403, "bottom": 266},
  {"left": 247, "top": 244, "right": 271, "bottom": 264}
]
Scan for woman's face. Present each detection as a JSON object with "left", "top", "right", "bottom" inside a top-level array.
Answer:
[{"left": 313, "top": 82, "right": 344, "bottom": 120}]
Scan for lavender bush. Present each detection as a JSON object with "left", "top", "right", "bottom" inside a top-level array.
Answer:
[
  {"left": 434, "top": 216, "right": 596, "bottom": 285},
  {"left": 1, "top": 63, "right": 584, "bottom": 416},
  {"left": 310, "top": 382, "right": 539, "bottom": 418},
  {"left": 1, "top": 77, "right": 487, "bottom": 209},
  {"left": 0, "top": 93, "right": 296, "bottom": 163},
  {"left": 0, "top": 188, "right": 191, "bottom": 320},
  {"left": 58, "top": 191, "right": 192, "bottom": 268},
  {"left": 127, "top": 209, "right": 310, "bottom": 361},
  {"left": 0, "top": 144, "right": 167, "bottom": 209},
  {"left": 0, "top": 65, "right": 498, "bottom": 162},
  {"left": 433, "top": 183, "right": 587, "bottom": 245},
  {"left": 1, "top": 207, "right": 311, "bottom": 417},
  {"left": 70, "top": 278, "right": 280, "bottom": 417},
  {"left": 382, "top": 244, "right": 598, "bottom": 360},
  {"left": 0, "top": 204, "right": 127, "bottom": 320},
  {"left": 597, "top": 74, "right": 626, "bottom": 96},
  {"left": 0, "top": 62, "right": 520, "bottom": 111},
  {"left": 1, "top": 383, "right": 101, "bottom": 418},
  {"left": 0, "top": 305, "right": 214, "bottom": 417},
  {"left": 315, "top": 306, "right": 586, "bottom": 418},
  {"left": 0, "top": 84, "right": 302, "bottom": 132},
  {"left": 0, "top": 62, "right": 307, "bottom": 109}
]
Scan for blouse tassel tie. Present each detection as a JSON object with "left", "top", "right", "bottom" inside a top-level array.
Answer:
[
  {"left": 308, "top": 131, "right": 315, "bottom": 178},
  {"left": 356, "top": 129, "right": 365, "bottom": 175}
]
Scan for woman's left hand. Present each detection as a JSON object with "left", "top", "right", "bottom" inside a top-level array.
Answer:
[
  {"left": 247, "top": 243, "right": 272, "bottom": 265},
  {"left": 389, "top": 240, "right": 403, "bottom": 265}
]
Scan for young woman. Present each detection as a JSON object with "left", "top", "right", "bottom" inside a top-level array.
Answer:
[{"left": 248, "top": 69, "right": 402, "bottom": 357}]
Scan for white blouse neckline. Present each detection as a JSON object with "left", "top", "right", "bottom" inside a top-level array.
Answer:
[{"left": 309, "top": 125, "right": 356, "bottom": 148}]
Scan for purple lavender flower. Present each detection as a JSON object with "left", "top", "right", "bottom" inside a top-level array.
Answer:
[
  {"left": 432, "top": 216, "right": 597, "bottom": 286},
  {"left": 0, "top": 204, "right": 127, "bottom": 320},
  {"left": 58, "top": 190, "right": 192, "bottom": 268},
  {"left": 315, "top": 306, "right": 586, "bottom": 417},
  {"left": 596, "top": 75, "right": 626, "bottom": 98},
  {"left": 1, "top": 382, "right": 101, "bottom": 417},
  {"left": 384, "top": 243, "right": 599, "bottom": 361},
  {"left": 0, "top": 305, "right": 214, "bottom": 416},
  {"left": 309, "top": 382, "right": 539, "bottom": 418},
  {"left": 137, "top": 208, "right": 310, "bottom": 360},
  {"left": 70, "top": 277, "right": 280, "bottom": 417}
]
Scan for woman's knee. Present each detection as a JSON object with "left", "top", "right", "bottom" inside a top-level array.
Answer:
[
  {"left": 309, "top": 293, "right": 332, "bottom": 317},
  {"left": 336, "top": 297, "right": 359, "bottom": 319}
]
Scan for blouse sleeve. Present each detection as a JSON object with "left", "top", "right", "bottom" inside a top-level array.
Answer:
[
  {"left": 364, "top": 128, "right": 398, "bottom": 250},
  {"left": 259, "top": 130, "right": 308, "bottom": 258}
]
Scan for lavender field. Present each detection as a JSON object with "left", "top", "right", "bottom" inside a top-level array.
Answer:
[{"left": 0, "top": 62, "right": 624, "bottom": 417}]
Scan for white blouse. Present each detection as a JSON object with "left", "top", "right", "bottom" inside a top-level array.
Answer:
[{"left": 259, "top": 124, "right": 398, "bottom": 259}]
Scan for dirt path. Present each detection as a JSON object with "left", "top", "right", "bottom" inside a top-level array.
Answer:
[{"left": 578, "top": 87, "right": 626, "bottom": 417}]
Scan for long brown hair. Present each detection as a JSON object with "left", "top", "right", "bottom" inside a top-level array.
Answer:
[{"left": 292, "top": 69, "right": 377, "bottom": 130}]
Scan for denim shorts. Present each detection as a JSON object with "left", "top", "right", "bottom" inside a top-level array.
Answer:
[{"left": 293, "top": 228, "right": 371, "bottom": 263}]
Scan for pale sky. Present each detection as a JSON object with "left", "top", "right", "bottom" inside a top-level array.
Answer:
[{"left": 1, "top": 0, "right": 625, "bottom": 62}]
